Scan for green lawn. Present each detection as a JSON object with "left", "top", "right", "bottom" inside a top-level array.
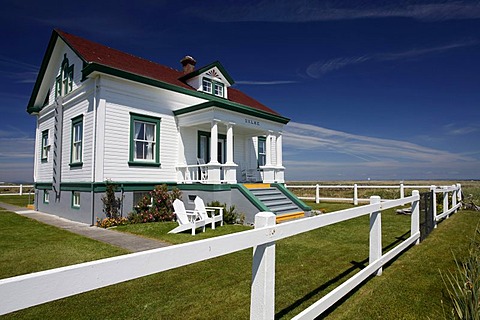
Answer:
[
  {"left": 0, "top": 210, "right": 127, "bottom": 280},
  {"left": 2, "top": 202, "right": 479, "bottom": 319},
  {"left": 0, "top": 195, "right": 34, "bottom": 208}
]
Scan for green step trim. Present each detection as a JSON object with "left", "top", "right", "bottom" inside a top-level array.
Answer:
[
  {"left": 231, "top": 184, "right": 269, "bottom": 212},
  {"left": 272, "top": 183, "right": 312, "bottom": 211}
]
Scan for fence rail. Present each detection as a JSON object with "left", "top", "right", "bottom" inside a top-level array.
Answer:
[
  {"left": 0, "top": 185, "right": 34, "bottom": 196},
  {"left": 0, "top": 185, "right": 463, "bottom": 319},
  {"left": 286, "top": 183, "right": 462, "bottom": 206}
]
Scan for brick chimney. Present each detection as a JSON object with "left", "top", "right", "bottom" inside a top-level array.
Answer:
[{"left": 180, "top": 55, "right": 196, "bottom": 74}]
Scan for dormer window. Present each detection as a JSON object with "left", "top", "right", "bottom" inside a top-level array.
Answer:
[
  {"left": 202, "top": 77, "right": 225, "bottom": 98},
  {"left": 214, "top": 82, "right": 224, "bottom": 97},
  {"left": 202, "top": 78, "right": 212, "bottom": 94}
]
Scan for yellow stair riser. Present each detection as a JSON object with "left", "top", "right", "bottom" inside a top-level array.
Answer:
[
  {"left": 243, "top": 183, "right": 271, "bottom": 189},
  {"left": 275, "top": 212, "right": 305, "bottom": 223}
]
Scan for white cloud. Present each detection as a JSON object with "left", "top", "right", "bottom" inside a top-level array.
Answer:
[
  {"left": 235, "top": 80, "right": 298, "bottom": 85},
  {"left": 282, "top": 121, "right": 480, "bottom": 180},
  {"left": 187, "top": 1, "right": 480, "bottom": 23},
  {"left": 443, "top": 123, "right": 480, "bottom": 135},
  {"left": 305, "top": 40, "right": 478, "bottom": 78}
]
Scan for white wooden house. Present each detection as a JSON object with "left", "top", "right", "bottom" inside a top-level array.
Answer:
[{"left": 28, "top": 29, "right": 310, "bottom": 225}]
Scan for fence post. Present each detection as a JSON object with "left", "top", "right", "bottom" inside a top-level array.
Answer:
[
  {"left": 353, "top": 184, "right": 358, "bottom": 205},
  {"left": 19, "top": 184, "right": 23, "bottom": 196},
  {"left": 451, "top": 185, "right": 457, "bottom": 213},
  {"left": 443, "top": 189, "right": 449, "bottom": 219},
  {"left": 315, "top": 184, "right": 320, "bottom": 204},
  {"left": 400, "top": 183, "right": 404, "bottom": 199},
  {"left": 430, "top": 186, "right": 437, "bottom": 229},
  {"left": 250, "top": 212, "right": 276, "bottom": 320},
  {"left": 456, "top": 183, "right": 462, "bottom": 202},
  {"left": 411, "top": 190, "right": 420, "bottom": 245},
  {"left": 369, "top": 196, "right": 382, "bottom": 276}
]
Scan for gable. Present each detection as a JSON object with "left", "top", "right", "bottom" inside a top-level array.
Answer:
[{"left": 27, "top": 31, "right": 84, "bottom": 113}]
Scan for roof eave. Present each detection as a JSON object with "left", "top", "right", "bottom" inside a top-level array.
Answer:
[{"left": 173, "top": 101, "right": 290, "bottom": 124}]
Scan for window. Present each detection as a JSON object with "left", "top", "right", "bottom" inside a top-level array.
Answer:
[
  {"left": 55, "top": 54, "right": 74, "bottom": 98},
  {"left": 202, "top": 78, "right": 212, "bottom": 94},
  {"left": 202, "top": 77, "right": 225, "bottom": 98},
  {"left": 41, "top": 130, "right": 49, "bottom": 161},
  {"left": 70, "top": 115, "right": 83, "bottom": 166},
  {"left": 258, "top": 137, "right": 266, "bottom": 167},
  {"left": 129, "top": 113, "right": 161, "bottom": 166},
  {"left": 43, "top": 190, "right": 49, "bottom": 204},
  {"left": 214, "top": 82, "right": 224, "bottom": 97},
  {"left": 72, "top": 191, "right": 80, "bottom": 208}
]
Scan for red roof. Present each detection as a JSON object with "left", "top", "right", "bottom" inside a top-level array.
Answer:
[{"left": 57, "top": 30, "right": 281, "bottom": 116}]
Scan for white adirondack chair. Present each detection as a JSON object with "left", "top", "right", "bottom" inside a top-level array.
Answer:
[
  {"left": 169, "top": 199, "right": 206, "bottom": 235},
  {"left": 194, "top": 196, "right": 224, "bottom": 229}
]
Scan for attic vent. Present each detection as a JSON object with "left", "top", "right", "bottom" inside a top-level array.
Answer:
[{"left": 206, "top": 69, "right": 220, "bottom": 78}]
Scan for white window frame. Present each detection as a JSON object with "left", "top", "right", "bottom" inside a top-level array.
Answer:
[
  {"left": 41, "top": 130, "right": 49, "bottom": 161},
  {"left": 70, "top": 116, "right": 83, "bottom": 166},
  {"left": 72, "top": 191, "right": 80, "bottom": 208},
  {"left": 43, "top": 190, "right": 49, "bottom": 204}
]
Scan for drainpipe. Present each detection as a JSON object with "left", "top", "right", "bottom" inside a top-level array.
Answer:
[{"left": 90, "top": 77, "right": 98, "bottom": 226}]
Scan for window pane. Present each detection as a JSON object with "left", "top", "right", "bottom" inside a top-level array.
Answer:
[{"left": 135, "top": 122, "right": 144, "bottom": 140}]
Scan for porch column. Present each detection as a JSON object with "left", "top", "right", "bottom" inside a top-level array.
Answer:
[
  {"left": 210, "top": 120, "right": 219, "bottom": 165},
  {"left": 265, "top": 132, "right": 273, "bottom": 166},
  {"left": 224, "top": 122, "right": 237, "bottom": 183},
  {"left": 226, "top": 122, "right": 234, "bottom": 164},
  {"left": 208, "top": 120, "right": 221, "bottom": 183},
  {"left": 275, "top": 133, "right": 285, "bottom": 183},
  {"left": 276, "top": 133, "right": 283, "bottom": 167}
]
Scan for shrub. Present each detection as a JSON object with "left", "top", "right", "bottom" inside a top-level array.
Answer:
[
  {"left": 442, "top": 226, "right": 480, "bottom": 319},
  {"left": 128, "top": 185, "right": 182, "bottom": 224},
  {"left": 101, "top": 180, "right": 122, "bottom": 219},
  {"left": 206, "top": 200, "right": 243, "bottom": 224}
]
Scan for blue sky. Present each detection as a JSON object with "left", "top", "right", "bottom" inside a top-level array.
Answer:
[{"left": 1, "top": 0, "right": 479, "bottom": 182}]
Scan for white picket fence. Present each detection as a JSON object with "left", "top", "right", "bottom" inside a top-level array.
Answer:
[
  {"left": 286, "top": 182, "right": 462, "bottom": 206},
  {"left": 0, "top": 185, "right": 34, "bottom": 196},
  {"left": 0, "top": 187, "right": 462, "bottom": 319}
]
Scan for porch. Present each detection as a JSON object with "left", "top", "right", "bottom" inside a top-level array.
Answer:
[{"left": 174, "top": 101, "right": 285, "bottom": 184}]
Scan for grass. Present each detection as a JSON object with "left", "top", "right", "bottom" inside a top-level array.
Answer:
[
  {"left": 0, "top": 209, "right": 127, "bottom": 280},
  {"left": 0, "top": 195, "right": 34, "bottom": 207},
  {"left": 2, "top": 193, "right": 480, "bottom": 319},
  {"left": 0, "top": 186, "right": 480, "bottom": 319}
]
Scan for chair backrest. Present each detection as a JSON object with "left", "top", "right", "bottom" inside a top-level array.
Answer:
[
  {"left": 173, "top": 199, "right": 190, "bottom": 225},
  {"left": 194, "top": 196, "right": 208, "bottom": 220}
]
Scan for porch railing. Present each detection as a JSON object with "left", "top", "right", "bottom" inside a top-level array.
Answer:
[{"left": 176, "top": 163, "right": 237, "bottom": 184}]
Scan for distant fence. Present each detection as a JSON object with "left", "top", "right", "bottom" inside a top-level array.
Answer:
[
  {"left": 286, "top": 183, "right": 462, "bottom": 206},
  {"left": 0, "top": 185, "right": 34, "bottom": 196},
  {"left": 1, "top": 190, "right": 443, "bottom": 319}
]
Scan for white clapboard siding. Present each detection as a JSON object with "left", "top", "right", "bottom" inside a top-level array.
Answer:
[
  {"left": 102, "top": 102, "right": 178, "bottom": 182},
  {"left": 61, "top": 99, "right": 92, "bottom": 182},
  {"left": 36, "top": 112, "right": 55, "bottom": 182}
]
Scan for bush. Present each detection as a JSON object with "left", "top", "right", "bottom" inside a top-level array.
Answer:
[
  {"left": 101, "top": 180, "right": 122, "bottom": 219},
  {"left": 128, "top": 185, "right": 182, "bottom": 224},
  {"left": 442, "top": 226, "right": 480, "bottom": 319},
  {"left": 206, "top": 200, "right": 244, "bottom": 224}
]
